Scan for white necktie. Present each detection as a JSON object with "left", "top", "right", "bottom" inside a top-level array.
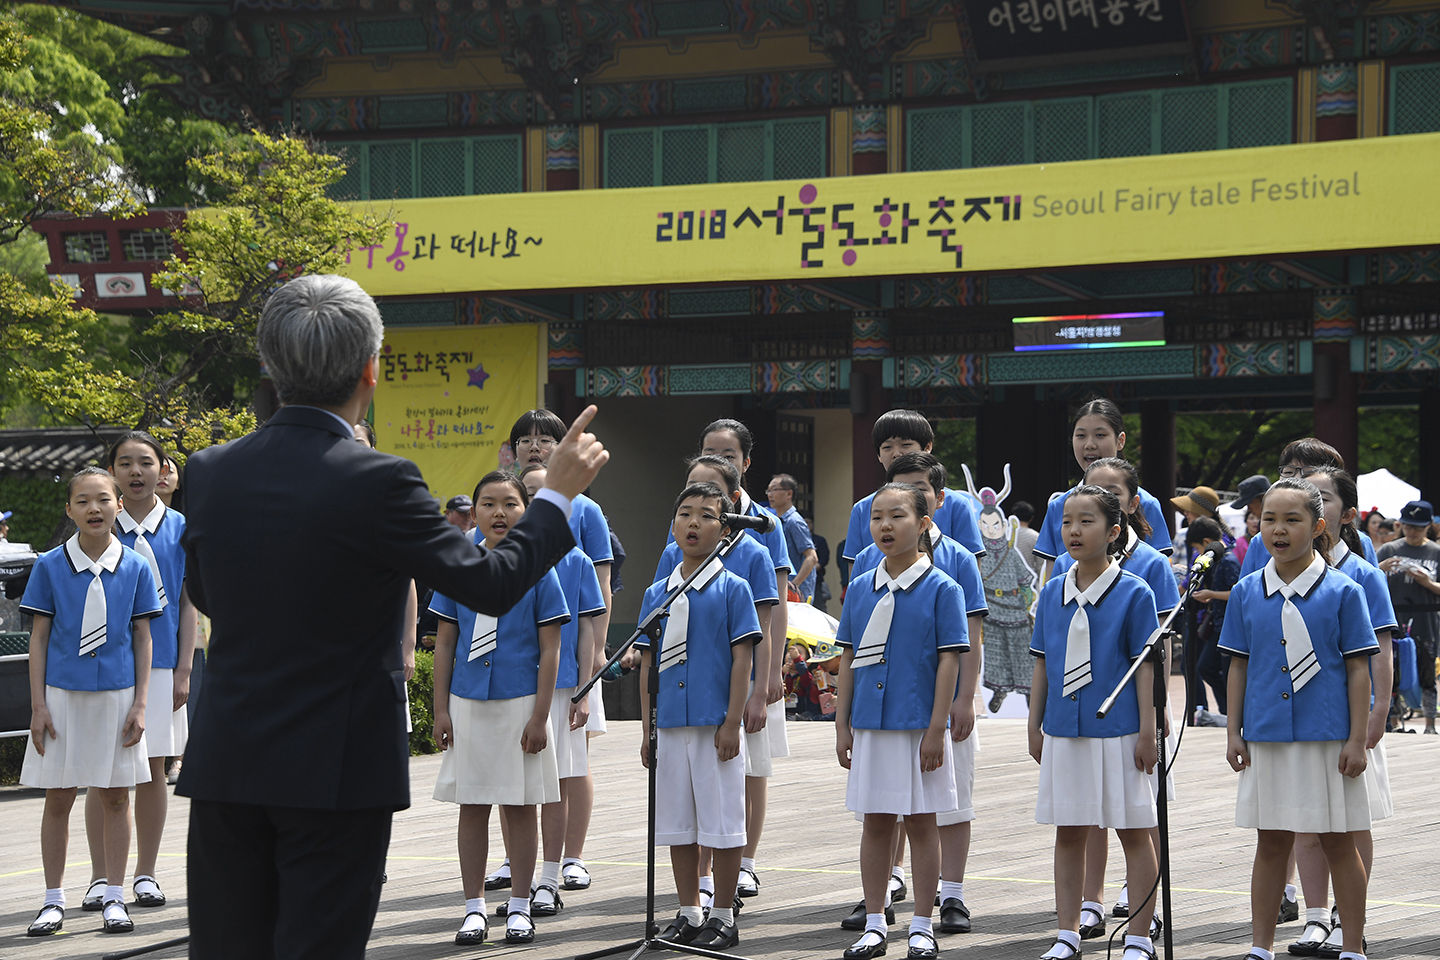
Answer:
[
  {"left": 1061, "top": 560, "right": 1124, "bottom": 697},
  {"left": 1264, "top": 555, "right": 1326, "bottom": 694},
  {"left": 116, "top": 502, "right": 168, "bottom": 610},
  {"left": 853, "top": 555, "right": 932, "bottom": 669},
  {"left": 468, "top": 612, "right": 498, "bottom": 661},
  {"left": 65, "top": 534, "right": 123, "bottom": 657},
  {"left": 659, "top": 559, "right": 724, "bottom": 673}
]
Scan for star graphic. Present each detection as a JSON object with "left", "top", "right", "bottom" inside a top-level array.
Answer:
[{"left": 467, "top": 363, "right": 490, "bottom": 389}]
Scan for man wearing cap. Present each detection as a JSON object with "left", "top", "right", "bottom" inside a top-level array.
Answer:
[
  {"left": 0, "top": 510, "right": 11, "bottom": 543},
  {"left": 1377, "top": 500, "right": 1440, "bottom": 734},
  {"left": 444, "top": 494, "right": 474, "bottom": 532},
  {"left": 1227, "top": 475, "right": 1271, "bottom": 567}
]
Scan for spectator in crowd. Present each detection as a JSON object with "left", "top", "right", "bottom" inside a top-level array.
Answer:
[
  {"left": 1363, "top": 509, "right": 1387, "bottom": 543},
  {"left": 1229, "top": 475, "right": 1270, "bottom": 569},
  {"left": 805, "top": 512, "right": 831, "bottom": 613},
  {"left": 444, "top": 494, "right": 474, "bottom": 531},
  {"left": 1188, "top": 517, "right": 1240, "bottom": 725},
  {"left": 1011, "top": 500, "right": 1039, "bottom": 561},
  {"left": 0, "top": 509, "right": 10, "bottom": 542},
  {"left": 765, "top": 474, "right": 818, "bottom": 603},
  {"left": 1377, "top": 500, "right": 1440, "bottom": 734},
  {"left": 787, "top": 639, "right": 838, "bottom": 720}
]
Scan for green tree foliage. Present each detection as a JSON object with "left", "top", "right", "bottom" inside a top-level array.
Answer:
[{"left": 1174, "top": 410, "right": 1313, "bottom": 490}]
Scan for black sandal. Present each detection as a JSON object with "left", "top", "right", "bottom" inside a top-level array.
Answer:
[
  {"left": 133, "top": 875, "right": 167, "bottom": 907},
  {"left": 1040, "top": 938, "right": 1081, "bottom": 960},
  {"left": 504, "top": 911, "right": 536, "bottom": 944},
  {"left": 844, "top": 930, "right": 887, "bottom": 960},
  {"left": 1078, "top": 906, "right": 1105, "bottom": 940},
  {"left": 531, "top": 880, "right": 563, "bottom": 917},
  {"left": 907, "top": 930, "right": 940, "bottom": 959},
  {"left": 102, "top": 900, "right": 134, "bottom": 934},
  {"left": 26, "top": 904, "right": 64, "bottom": 937},
  {"left": 82, "top": 878, "right": 107, "bottom": 912},
  {"left": 454, "top": 911, "right": 487, "bottom": 945}
]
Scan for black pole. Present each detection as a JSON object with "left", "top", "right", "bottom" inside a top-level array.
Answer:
[
  {"left": 1151, "top": 638, "right": 1175, "bottom": 960},
  {"left": 101, "top": 935, "right": 189, "bottom": 960}
]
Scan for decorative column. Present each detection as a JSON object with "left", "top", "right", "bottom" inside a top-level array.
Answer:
[
  {"left": 545, "top": 124, "right": 580, "bottom": 191},
  {"left": 1140, "top": 400, "right": 1176, "bottom": 541},
  {"left": 852, "top": 104, "right": 888, "bottom": 176},
  {"left": 1312, "top": 292, "right": 1360, "bottom": 471},
  {"left": 1315, "top": 62, "right": 1359, "bottom": 141},
  {"left": 851, "top": 313, "right": 891, "bottom": 502}
]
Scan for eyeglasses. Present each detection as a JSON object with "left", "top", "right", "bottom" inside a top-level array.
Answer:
[
  {"left": 515, "top": 436, "right": 557, "bottom": 449},
  {"left": 1278, "top": 465, "right": 1321, "bottom": 479}
]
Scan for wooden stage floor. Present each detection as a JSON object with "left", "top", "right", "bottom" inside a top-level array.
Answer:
[{"left": 2, "top": 716, "right": 1438, "bottom": 960}]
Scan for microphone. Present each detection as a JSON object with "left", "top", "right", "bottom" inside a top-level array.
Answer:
[
  {"left": 1189, "top": 539, "right": 1227, "bottom": 575},
  {"left": 725, "top": 511, "right": 777, "bottom": 534}
]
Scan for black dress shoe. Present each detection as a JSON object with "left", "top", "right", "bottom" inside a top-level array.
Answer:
[
  {"left": 691, "top": 916, "right": 739, "bottom": 949},
  {"left": 888, "top": 879, "right": 908, "bottom": 904},
  {"left": 82, "top": 878, "right": 107, "bottom": 911},
  {"left": 26, "top": 905, "right": 64, "bottom": 937},
  {"left": 504, "top": 912, "right": 536, "bottom": 944},
  {"left": 1078, "top": 905, "right": 1105, "bottom": 940},
  {"left": 454, "top": 912, "right": 487, "bottom": 945},
  {"left": 939, "top": 898, "right": 971, "bottom": 934},
  {"left": 484, "top": 870, "right": 512, "bottom": 891},
  {"left": 1278, "top": 893, "right": 1300, "bottom": 924},
  {"left": 844, "top": 930, "right": 888, "bottom": 960},
  {"left": 906, "top": 930, "right": 939, "bottom": 960},
  {"left": 532, "top": 881, "right": 563, "bottom": 917},
  {"left": 102, "top": 901, "right": 135, "bottom": 934},
  {"left": 842, "top": 900, "right": 896, "bottom": 930},
  {"left": 1287, "top": 919, "right": 1330, "bottom": 956},
  {"left": 659, "top": 915, "right": 702, "bottom": 945},
  {"left": 132, "top": 875, "right": 166, "bottom": 907}
]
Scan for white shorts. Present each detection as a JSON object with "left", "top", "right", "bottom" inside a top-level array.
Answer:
[
  {"left": 1237, "top": 740, "right": 1370, "bottom": 834},
  {"left": 1364, "top": 739, "right": 1392, "bottom": 821},
  {"left": 743, "top": 679, "right": 773, "bottom": 778},
  {"left": 847, "top": 728, "right": 958, "bottom": 817},
  {"left": 549, "top": 686, "right": 590, "bottom": 780},
  {"left": 655, "top": 725, "right": 747, "bottom": 848},
  {"left": 586, "top": 684, "right": 607, "bottom": 737},
  {"left": 142, "top": 668, "right": 189, "bottom": 758},
  {"left": 937, "top": 725, "right": 978, "bottom": 826},
  {"left": 766, "top": 697, "right": 789, "bottom": 758},
  {"left": 433, "top": 693, "right": 559, "bottom": 806},
  {"left": 1036, "top": 734, "right": 1157, "bottom": 830},
  {"left": 21, "top": 686, "right": 151, "bottom": 789}
]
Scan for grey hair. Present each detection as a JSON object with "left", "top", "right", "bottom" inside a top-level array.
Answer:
[{"left": 258, "top": 274, "right": 384, "bottom": 407}]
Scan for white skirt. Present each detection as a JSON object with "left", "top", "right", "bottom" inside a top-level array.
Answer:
[
  {"left": 549, "top": 686, "right": 590, "bottom": 780},
  {"left": 434, "top": 694, "right": 560, "bottom": 806},
  {"left": 143, "top": 668, "right": 190, "bottom": 757},
  {"left": 1236, "top": 741, "right": 1371, "bottom": 833},
  {"left": 586, "top": 684, "right": 607, "bottom": 736},
  {"left": 846, "top": 728, "right": 959, "bottom": 817},
  {"left": 937, "top": 725, "right": 979, "bottom": 826},
  {"left": 21, "top": 686, "right": 151, "bottom": 789},
  {"left": 1036, "top": 734, "right": 1158, "bottom": 830},
  {"left": 766, "top": 697, "right": 789, "bottom": 758},
  {"left": 1364, "top": 740, "right": 1393, "bottom": 821}
]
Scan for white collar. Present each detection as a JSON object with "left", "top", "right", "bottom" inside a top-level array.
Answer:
[
  {"left": 65, "top": 533, "right": 122, "bottom": 575},
  {"left": 1123, "top": 523, "right": 1139, "bottom": 555},
  {"left": 872, "top": 553, "right": 932, "bottom": 592},
  {"left": 117, "top": 499, "right": 166, "bottom": 535},
  {"left": 738, "top": 488, "right": 753, "bottom": 515},
  {"left": 1328, "top": 540, "right": 1351, "bottom": 566},
  {"left": 926, "top": 524, "right": 944, "bottom": 547},
  {"left": 1262, "top": 552, "right": 1327, "bottom": 599},
  {"left": 668, "top": 557, "right": 725, "bottom": 592},
  {"left": 1062, "top": 557, "right": 1123, "bottom": 608}
]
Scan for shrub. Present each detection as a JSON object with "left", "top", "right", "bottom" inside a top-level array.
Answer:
[{"left": 407, "top": 647, "right": 437, "bottom": 756}]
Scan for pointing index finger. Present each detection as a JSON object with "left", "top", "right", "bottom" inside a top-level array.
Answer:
[{"left": 564, "top": 405, "right": 598, "bottom": 441}]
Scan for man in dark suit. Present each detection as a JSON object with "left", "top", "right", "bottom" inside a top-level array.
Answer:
[{"left": 177, "top": 274, "right": 608, "bottom": 959}]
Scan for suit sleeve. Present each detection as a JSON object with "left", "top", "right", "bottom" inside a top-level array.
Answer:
[{"left": 378, "top": 457, "right": 574, "bottom": 618}]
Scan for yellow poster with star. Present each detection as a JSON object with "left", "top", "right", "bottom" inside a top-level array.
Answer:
[{"left": 372, "top": 323, "right": 545, "bottom": 509}]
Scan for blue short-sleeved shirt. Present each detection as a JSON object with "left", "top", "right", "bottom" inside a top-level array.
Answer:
[
  {"left": 842, "top": 490, "right": 986, "bottom": 561},
  {"left": 1034, "top": 486, "right": 1173, "bottom": 560},
  {"left": 553, "top": 547, "right": 607, "bottom": 688},
  {"left": 20, "top": 537, "right": 163, "bottom": 692},
  {"left": 778, "top": 505, "right": 817, "bottom": 601},
  {"left": 571, "top": 493, "right": 614, "bottom": 564},
  {"left": 637, "top": 562, "right": 763, "bottom": 727},
  {"left": 1029, "top": 564, "right": 1158, "bottom": 738},
  {"left": 114, "top": 504, "right": 187, "bottom": 670},
  {"left": 654, "top": 534, "right": 779, "bottom": 608},
  {"left": 665, "top": 492, "right": 792, "bottom": 574},
  {"left": 1218, "top": 559, "right": 1378, "bottom": 743},
  {"left": 1053, "top": 531, "right": 1180, "bottom": 616},
  {"left": 1332, "top": 543, "right": 1398, "bottom": 636},
  {"left": 1243, "top": 530, "right": 1380, "bottom": 577},
  {"left": 851, "top": 531, "right": 990, "bottom": 619},
  {"left": 431, "top": 544, "right": 570, "bottom": 700},
  {"left": 836, "top": 561, "right": 969, "bottom": 730}
]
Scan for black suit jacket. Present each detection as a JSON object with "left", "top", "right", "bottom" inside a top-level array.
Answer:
[{"left": 176, "top": 406, "right": 574, "bottom": 810}]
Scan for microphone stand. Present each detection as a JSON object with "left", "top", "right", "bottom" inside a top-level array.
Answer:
[
  {"left": 572, "top": 529, "right": 753, "bottom": 960},
  {"left": 1095, "top": 550, "right": 1214, "bottom": 960}
]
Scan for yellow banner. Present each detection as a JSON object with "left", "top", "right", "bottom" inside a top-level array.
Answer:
[
  {"left": 339, "top": 133, "right": 1440, "bottom": 295},
  {"left": 372, "top": 324, "right": 543, "bottom": 508}
]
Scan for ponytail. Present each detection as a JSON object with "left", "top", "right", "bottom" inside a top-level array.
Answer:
[
  {"left": 1084, "top": 457, "right": 1151, "bottom": 545},
  {"left": 1310, "top": 466, "right": 1364, "bottom": 558}
]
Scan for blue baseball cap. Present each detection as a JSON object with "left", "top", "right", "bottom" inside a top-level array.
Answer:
[
  {"left": 0, "top": 511, "right": 12, "bottom": 522},
  {"left": 1400, "top": 500, "right": 1433, "bottom": 526}
]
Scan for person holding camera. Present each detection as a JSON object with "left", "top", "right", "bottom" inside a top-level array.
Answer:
[{"left": 1377, "top": 500, "right": 1440, "bottom": 734}]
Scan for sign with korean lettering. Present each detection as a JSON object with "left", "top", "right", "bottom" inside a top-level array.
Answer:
[
  {"left": 962, "top": 0, "right": 1189, "bottom": 63},
  {"left": 372, "top": 323, "right": 543, "bottom": 509},
  {"left": 1013, "top": 311, "right": 1165, "bottom": 351},
  {"left": 334, "top": 133, "right": 1440, "bottom": 296}
]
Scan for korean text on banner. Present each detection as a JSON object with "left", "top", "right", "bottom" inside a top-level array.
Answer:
[
  {"left": 336, "top": 133, "right": 1440, "bottom": 296},
  {"left": 373, "top": 323, "right": 543, "bottom": 510}
]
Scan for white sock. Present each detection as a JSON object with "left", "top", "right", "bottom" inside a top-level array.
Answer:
[
  {"left": 460, "top": 901, "right": 485, "bottom": 931},
  {"left": 103, "top": 900, "right": 128, "bottom": 922},
  {"left": 909, "top": 916, "right": 934, "bottom": 935},
  {"left": 740, "top": 856, "right": 756, "bottom": 873},
  {"left": 1042, "top": 929, "right": 1081, "bottom": 958},
  {"left": 698, "top": 876, "right": 715, "bottom": 894},
  {"left": 507, "top": 896, "right": 530, "bottom": 916},
  {"left": 1305, "top": 907, "right": 1329, "bottom": 924},
  {"left": 891, "top": 865, "right": 906, "bottom": 881},
  {"left": 44, "top": 888, "right": 65, "bottom": 907},
  {"left": 680, "top": 905, "right": 704, "bottom": 925},
  {"left": 941, "top": 880, "right": 965, "bottom": 903},
  {"left": 562, "top": 857, "right": 585, "bottom": 868},
  {"left": 710, "top": 906, "right": 733, "bottom": 925},
  {"left": 1116, "top": 883, "right": 1129, "bottom": 907},
  {"left": 1338, "top": 953, "right": 1366, "bottom": 960},
  {"left": 490, "top": 859, "right": 511, "bottom": 877},
  {"left": 540, "top": 861, "right": 561, "bottom": 888},
  {"left": 1123, "top": 934, "right": 1155, "bottom": 959},
  {"left": 104, "top": 884, "right": 123, "bottom": 905},
  {"left": 865, "top": 913, "right": 888, "bottom": 935},
  {"left": 1247, "top": 948, "right": 1274, "bottom": 960},
  {"left": 1285, "top": 884, "right": 1297, "bottom": 901},
  {"left": 1081, "top": 899, "right": 1104, "bottom": 919}
]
